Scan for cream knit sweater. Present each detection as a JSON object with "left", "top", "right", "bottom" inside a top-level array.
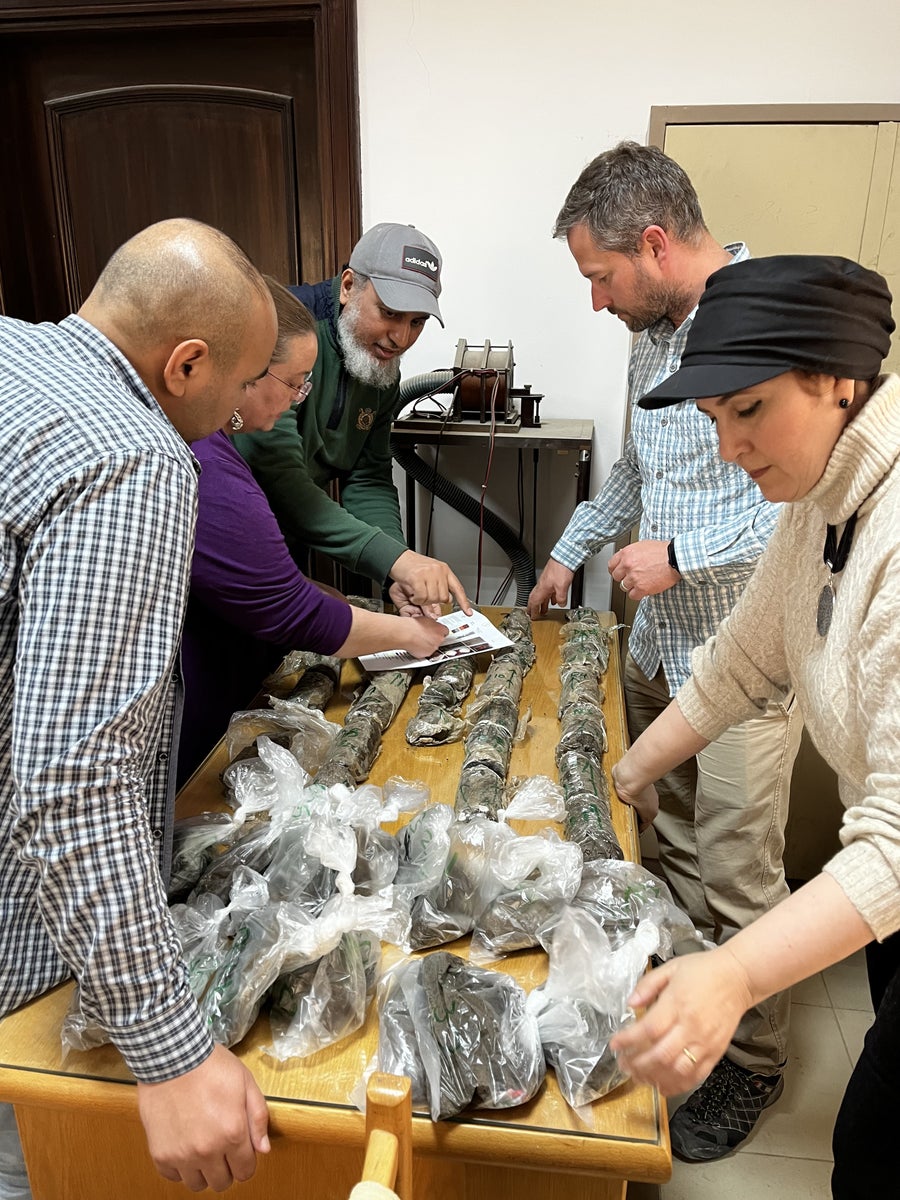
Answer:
[{"left": 677, "top": 373, "right": 900, "bottom": 941}]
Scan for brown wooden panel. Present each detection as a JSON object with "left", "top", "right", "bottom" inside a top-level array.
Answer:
[
  {"left": 46, "top": 85, "right": 298, "bottom": 307},
  {"left": 0, "top": 1, "right": 360, "bottom": 321}
]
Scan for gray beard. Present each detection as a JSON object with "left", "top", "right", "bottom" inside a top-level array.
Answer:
[{"left": 337, "top": 300, "right": 402, "bottom": 389}]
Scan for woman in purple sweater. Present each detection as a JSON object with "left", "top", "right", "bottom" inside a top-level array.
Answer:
[{"left": 178, "top": 279, "right": 446, "bottom": 784}]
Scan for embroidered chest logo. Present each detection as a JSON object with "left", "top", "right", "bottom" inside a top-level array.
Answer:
[{"left": 356, "top": 407, "right": 375, "bottom": 431}]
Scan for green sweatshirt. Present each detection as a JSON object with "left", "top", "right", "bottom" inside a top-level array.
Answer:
[{"left": 235, "top": 276, "right": 408, "bottom": 583}]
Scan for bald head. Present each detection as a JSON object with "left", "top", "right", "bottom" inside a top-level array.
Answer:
[
  {"left": 79, "top": 219, "right": 277, "bottom": 441},
  {"left": 81, "top": 218, "right": 269, "bottom": 368}
]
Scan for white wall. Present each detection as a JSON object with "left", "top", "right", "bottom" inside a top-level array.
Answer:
[{"left": 357, "top": 0, "right": 900, "bottom": 609}]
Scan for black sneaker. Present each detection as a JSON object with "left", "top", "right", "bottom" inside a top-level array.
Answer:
[{"left": 669, "top": 1056, "right": 785, "bottom": 1162}]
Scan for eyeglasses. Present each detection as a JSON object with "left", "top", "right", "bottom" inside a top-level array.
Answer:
[{"left": 266, "top": 369, "right": 313, "bottom": 401}]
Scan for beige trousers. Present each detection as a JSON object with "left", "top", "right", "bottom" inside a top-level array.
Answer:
[{"left": 624, "top": 652, "right": 802, "bottom": 1075}]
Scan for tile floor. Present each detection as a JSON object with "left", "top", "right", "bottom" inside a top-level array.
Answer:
[{"left": 626, "top": 949, "right": 874, "bottom": 1200}]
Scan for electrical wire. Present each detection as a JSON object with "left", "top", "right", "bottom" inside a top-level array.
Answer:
[{"left": 475, "top": 373, "right": 501, "bottom": 605}]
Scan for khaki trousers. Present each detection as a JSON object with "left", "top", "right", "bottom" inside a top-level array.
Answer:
[{"left": 624, "top": 652, "right": 802, "bottom": 1075}]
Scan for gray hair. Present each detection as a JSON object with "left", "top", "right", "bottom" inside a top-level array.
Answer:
[
  {"left": 553, "top": 141, "right": 707, "bottom": 255},
  {"left": 345, "top": 268, "right": 370, "bottom": 292}
]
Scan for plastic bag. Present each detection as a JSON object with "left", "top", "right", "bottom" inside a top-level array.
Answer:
[
  {"left": 168, "top": 812, "right": 237, "bottom": 902},
  {"left": 187, "top": 819, "right": 281, "bottom": 903},
  {"left": 392, "top": 803, "right": 454, "bottom": 905},
  {"left": 199, "top": 889, "right": 395, "bottom": 1048},
  {"left": 267, "top": 928, "right": 381, "bottom": 1061},
  {"left": 560, "top": 608, "right": 610, "bottom": 674},
  {"left": 498, "top": 775, "right": 566, "bottom": 823},
  {"left": 352, "top": 825, "right": 399, "bottom": 897},
  {"left": 270, "top": 698, "right": 341, "bottom": 775},
  {"left": 381, "top": 776, "right": 430, "bottom": 822},
  {"left": 557, "top": 749, "right": 624, "bottom": 863},
  {"left": 315, "top": 670, "right": 413, "bottom": 790},
  {"left": 408, "top": 817, "right": 514, "bottom": 950},
  {"left": 374, "top": 952, "right": 545, "bottom": 1120},
  {"left": 573, "top": 858, "right": 705, "bottom": 958},
  {"left": 221, "top": 736, "right": 310, "bottom": 826},
  {"left": 454, "top": 763, "right": 507, "bottom": 821},
  {"left": 527, "top": 907, "right": 659, "bottom": 1109},
  {"left": 262, "top": 823, "right": 336, "bottom": 911},
  {"left": 469, "top": 829, "right": 583, "bottom": 962},
  {"left": 263, "top": 649, "right": 342, "bottom": 706}
]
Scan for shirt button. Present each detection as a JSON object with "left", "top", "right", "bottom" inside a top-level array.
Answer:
[
  {"left": 655, "top": 470, "right": 663, "bottom": 479},
  {"left": 171, "top": 671, "right": 180, "bottom": 684},
  {"left": 650, "top": 523, "right": 658, "bottom": 532},
  {"left": 151, "top": 828, "right": 163, "bottom": 840},
  {"left": 660, "top": 418, "right": 669, "bottom": 426},
  {"left": 158, "top": 751, "right": 169, "bottom": 763},
  {"left": 669, "top": 362, "right": 678, "bottom": 373}
]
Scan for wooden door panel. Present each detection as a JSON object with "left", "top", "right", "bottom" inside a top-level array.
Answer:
[{"left": 46, "top": 85, "right": 299, "bottom": 305}]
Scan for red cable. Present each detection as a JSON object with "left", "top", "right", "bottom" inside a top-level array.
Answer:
[{"left": 475, "top": 373, "right": 501, "bottom": 603}]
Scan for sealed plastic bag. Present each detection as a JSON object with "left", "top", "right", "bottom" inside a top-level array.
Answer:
[
  {"left": 527, "top": 907, "right": 659, "bottom": 1108},
  {"left": 262, "top": 823, "right": 336, "bottom": 912},
  {"left": 374, "top": 952, "right": 545, "bottom": 1120},
  {"left": 408, "top": 817, "right": 513, "bottom": 950},
  {"left": 560, "top": 608, "right": 610, "bottom": 674},
  {"left": 469, "top": 828, "right": 583, "bottom": 962},
  {"left": 263, "top": 649, "right": 342, "bottom": 709},
  {"left": 315, "top": 670, "right": 413, "bottom": 790},
  {"left": 392, "top": 803, "right": 454, "bottom": 906},
  {"left": 557, "top": 749, "right": 624, "bottom": 863},
  {"left": 267, "top": 928, "right": 381, "bottom": 1061},
  {"left": 573, "top": 858, "right": 705, "bottom": 958}
]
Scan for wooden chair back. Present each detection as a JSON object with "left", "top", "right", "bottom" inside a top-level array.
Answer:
[{"left": 349, "top": 1073, "right": 413, "bottom": 1200}]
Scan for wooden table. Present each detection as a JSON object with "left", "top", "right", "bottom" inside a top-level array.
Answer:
[{"left": 0, "top": 610, "right": 670, "bottom": 1199}]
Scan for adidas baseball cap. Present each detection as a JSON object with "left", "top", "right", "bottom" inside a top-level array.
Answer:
[{"left": 348, "top": 223, "right": 444, "bottom": 326}]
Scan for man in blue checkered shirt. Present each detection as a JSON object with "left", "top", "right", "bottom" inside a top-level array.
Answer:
[
  {"left": 529, "top": 143, "right": 802, "bottom": 1163},
  {"left": 0, "top": 220, "right": 278, "bottom": 1196}
]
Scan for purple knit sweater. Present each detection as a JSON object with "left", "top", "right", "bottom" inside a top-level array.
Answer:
[{"left": 178, "top": 431, "right": 352, "bottom": 783}]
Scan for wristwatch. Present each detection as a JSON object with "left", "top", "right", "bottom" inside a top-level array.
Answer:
[{"left": 667, "top": 539, "right": 680, "bottom": 574}]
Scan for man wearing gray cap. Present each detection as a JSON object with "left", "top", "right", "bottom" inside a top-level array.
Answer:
[{"left": 236, "top": 222, "right": 471, "bottom": 615}]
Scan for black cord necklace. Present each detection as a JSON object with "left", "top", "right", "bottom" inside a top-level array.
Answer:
[{"left": 816, "top": 511, "right": 858, "bottom": 637}]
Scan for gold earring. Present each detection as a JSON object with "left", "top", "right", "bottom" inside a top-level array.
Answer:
[{"left": 230, "top": 409, "right": 244, "bottom": 431}]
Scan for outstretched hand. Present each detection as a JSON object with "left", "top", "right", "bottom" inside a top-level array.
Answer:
[
  {"left": 137, "top": 1043, "right": 270, "bottom": 1192},
  {"left": 610, "top": 947, "right": 754, "bottom": 1095},
  {"left": 527, "top": 559, "right": 574, "bottom": 618},
  {"left": 389, "top": 550, "right": 473, "bottom": 615}
]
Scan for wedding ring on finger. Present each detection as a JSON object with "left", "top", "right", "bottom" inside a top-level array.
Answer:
[
  {"left": 682, "top": 1046, "right": 698, "bottom": 1066},
  {"left": 620, "top": 580, "right": 628, "bottom": 593}
]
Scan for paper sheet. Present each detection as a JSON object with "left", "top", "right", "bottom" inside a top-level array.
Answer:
[{"left": 358, "top": 609, "right": 513, "bottom": 673}]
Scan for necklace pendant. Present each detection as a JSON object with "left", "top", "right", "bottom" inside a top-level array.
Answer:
[{"left": 816, "top": 582, "right": 834, "bottom": 637}]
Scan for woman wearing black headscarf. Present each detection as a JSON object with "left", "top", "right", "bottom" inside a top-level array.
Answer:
[{"left": 609, "top": 255, "right": 899, "bottom": 1197}]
